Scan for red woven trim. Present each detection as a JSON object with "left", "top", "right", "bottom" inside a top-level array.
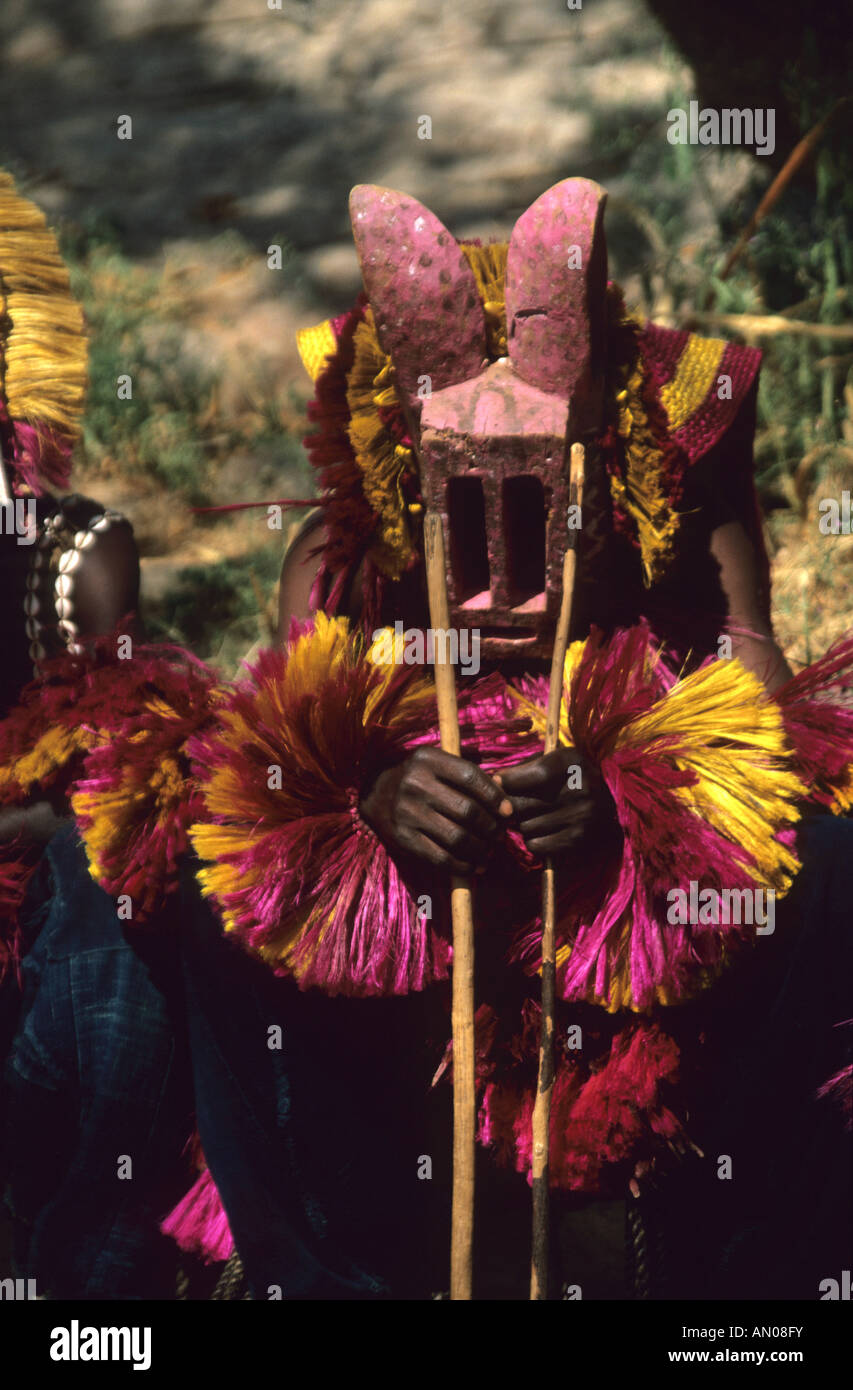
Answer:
[
  {"left": 672, "top": 339, "right": 762, "bottom": 463},
  {"left": 639, "top": 324, "right": 690, "bottom": 392}
]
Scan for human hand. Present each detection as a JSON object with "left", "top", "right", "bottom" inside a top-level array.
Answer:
[
  {"left": 359, "top": 746, "right": 514, "bottom": 875},
  {"left": 496, "top": 747, "right": 618, "bottom": 859}
]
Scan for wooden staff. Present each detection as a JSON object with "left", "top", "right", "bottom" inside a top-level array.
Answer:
[
  {"left": 530, "top": 441, "right": 586, "bottom": 1300},
  {"left": 424, "top": 509, "right": 476, "bottom": 1301},
  {"left": 0, "top": 439, "right": 12, "bottom": 505}
]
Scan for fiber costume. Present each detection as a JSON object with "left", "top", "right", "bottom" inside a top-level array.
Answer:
[
  {"left": 0, "top": 171, "right": 201, "bottom": 1298},
  {"left": 0, "top": 170, "right": 180, "bottom": 971},
  {"left": 0, "top": 178, "right": 851, "bottom": 1296},
  {"left": 0, "top": 173, "right": 135, "bottom": 685}
]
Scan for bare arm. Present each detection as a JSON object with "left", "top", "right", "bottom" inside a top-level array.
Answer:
[
  {"left": 71, "top": 519, "right": 144, "bottom": 642},
  {"left": 685, "top": 383, "right": 792, "bottom": 695},
  {"left": 710, "top": 519, "right": 792, "bottom": 693},
  {"left": 276, "top": 515, "right": 326, "bottom": 643}
]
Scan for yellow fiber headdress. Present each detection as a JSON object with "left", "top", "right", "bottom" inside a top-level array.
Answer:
[{"left": 0, "top": 169, "right": 88, "bottom": 493}]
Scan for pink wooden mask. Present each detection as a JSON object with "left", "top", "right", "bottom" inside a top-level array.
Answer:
[{"left": 349, "top": 178, "right": 608, "bottom": 656}]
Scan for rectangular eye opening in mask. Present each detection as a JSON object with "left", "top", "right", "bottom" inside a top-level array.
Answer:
[
  {"left": 503, "top": 475, "right": 546, "bottom": 611},
  {"left": 447, "top": 475, "right": 491, "bottom": 608}
]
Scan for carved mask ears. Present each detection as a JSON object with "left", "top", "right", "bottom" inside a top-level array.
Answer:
[{"left": 349, "top": 177, "right": 608, "bottom": 423}]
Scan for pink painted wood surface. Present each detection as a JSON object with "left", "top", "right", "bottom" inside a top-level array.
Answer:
[
  {"left": 506, "top": 178, "right": 607, "bottom": 429},
  {"left": 349, "top": 185, "right": 486, "bottom": 409}
]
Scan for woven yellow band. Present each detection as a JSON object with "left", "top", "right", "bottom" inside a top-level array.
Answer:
[
  {"left": 660, "top": 333, "right": 726, "bottom": 431},
  {"left": 296, "top": 320, "right": 337, "bottom": 383}
]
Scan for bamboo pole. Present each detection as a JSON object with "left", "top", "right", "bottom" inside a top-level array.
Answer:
[
  {"left": 424, "top": 510, "right": 476, "bottom": 1301},
  {"left": 530, "top": 442, "right": 586, "bottom": 1300}
]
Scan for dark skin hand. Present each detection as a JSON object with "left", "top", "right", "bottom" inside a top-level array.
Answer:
[
  {"left": 359, "top": 745, "right": 514, "bottom": 875},
  {"left": 359, "top": 745, "right": 620, "bottom": 871},
  {"left": 496, "top": 746, "right": 620, "bottom": 861}
]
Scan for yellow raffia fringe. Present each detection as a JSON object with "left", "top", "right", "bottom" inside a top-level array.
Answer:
[
  {"left": 608, "top": 330, "right": 727, "bottom": 585},
  {"left": 509, "top": 637, "right": 588, "bottom": 748},
  {"left": 460, "top": 241, "right": 508, "bottom": 358},
  {"left": 608, "top": 358, "right": 680, "bottom": 587},
  {"left": 831, "top": 774, "right": 853, "bottom": 814},
  {"left": 72, "top": 754, "right": 189, "bottom": 887},
  {"left": 511, "top": 634, "right": 667, "bottom": 749},
  {"left": 0, "top": 723, "right": 93, "bottom": 794},
  {"left": 611, "top": 660, "right": 804, "bottom": 888},
  {"left": 0, "top": 170, "right": 88, "bottom": 442},
  {"left": 660, "top": 333, "right": 726, "bottom": 432},
  {"left": 194, "top": 828, "right": 329, "bottom": 971},
  {"left": 511, "top": 643, "right": 805, "bottom": 1012},
  {"left": 190, "top": 615, "right": 434, "bottom": 940},
  {"left": 347, "top": 307, "right": 417, "bottom": 579},
  {"left": 72, "top": 690, "right": 230, "bottom": 893},
  {"left": 191, "top": 825, "right": 258, "bottom": 935},
  {"left": 262, "top": 905, "right": 319, "bottom": 974}
]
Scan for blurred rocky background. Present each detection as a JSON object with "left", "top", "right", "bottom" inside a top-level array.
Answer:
[{"left": 0, "top": 0, "right": 850, "bottom": 668}]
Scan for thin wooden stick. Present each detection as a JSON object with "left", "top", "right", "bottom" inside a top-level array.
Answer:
[
  {"left": 684, "top": 312, "right": 853, "bottom": 342},
  {"left": 716, "top": 97, "right": 851, "bottom": 288},
  {"left": 0, "top": 439, "right": 12, "bottom": 506},
  {"left": 424, "top": 510, "right": 475, "bottom": 1302},
  {"left": 530, "top": 442, "right": 586, "bottom": 1300}
]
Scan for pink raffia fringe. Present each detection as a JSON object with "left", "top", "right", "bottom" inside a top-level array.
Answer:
[
  {"left": 508, "top": 621, "right": 805, "bottom": 1010},
  {"left": 188, "top": 617, "right": 536, "bottom": 997},
  {"left": 772, "top": 634, "right": 853, "bottom": 813},
  {"left": 160, "top": 1166, "right": 234, "bottom": 1264},
  {"left": 0, "top": 400, "right": 73, "bottom": 496},
  {"left": 817, "top": 1021, "right": 853, "bottom": 1131}
]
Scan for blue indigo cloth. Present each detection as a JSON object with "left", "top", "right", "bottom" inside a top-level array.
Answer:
[
  {"left": 177, "top": 852, "right": 454, "bottom": 1299},
  {"left": 0, "top": 823, "right": 191, "bottom": 1299}
]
